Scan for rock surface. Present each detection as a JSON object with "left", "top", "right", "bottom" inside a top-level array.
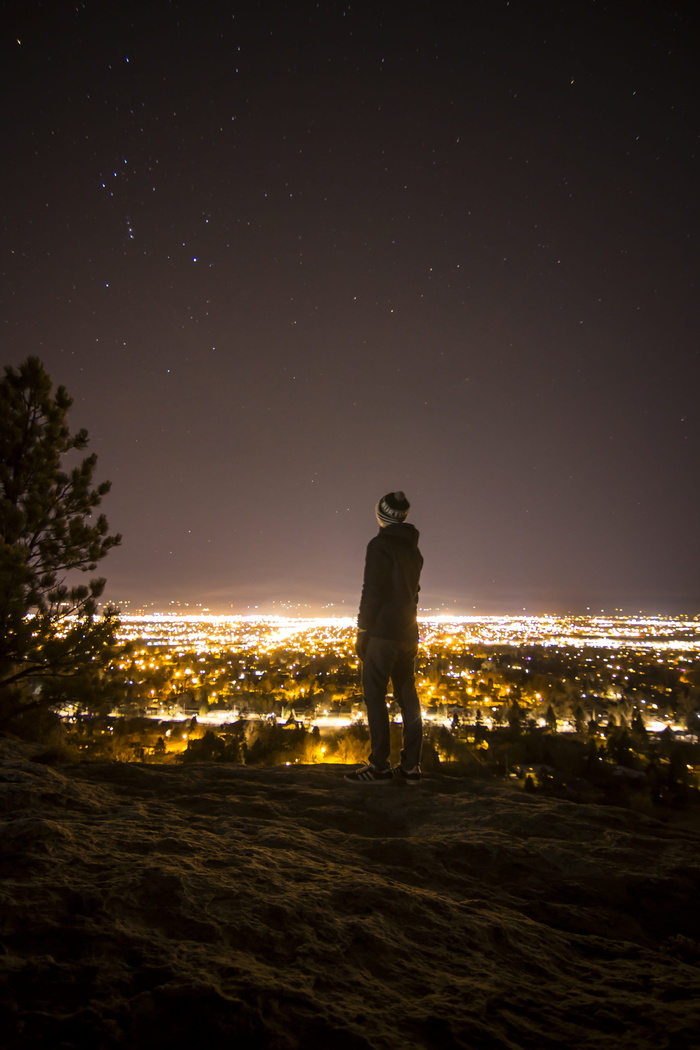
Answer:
[{"left": 1, "top": 740, "right": 699, "bottom": 1049}]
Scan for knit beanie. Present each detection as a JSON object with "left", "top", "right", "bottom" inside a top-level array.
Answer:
[{"left": 376, "top": 491, "right": 410, "bottom": 527}]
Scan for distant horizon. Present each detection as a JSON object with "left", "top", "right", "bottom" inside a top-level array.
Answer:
[{"left": 103, "top": 597, "right": 700, "bottom": 621}]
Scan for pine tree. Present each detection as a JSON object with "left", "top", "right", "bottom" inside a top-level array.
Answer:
[{"left": 0, "top": 357, "right": 122, "bottom": 726}]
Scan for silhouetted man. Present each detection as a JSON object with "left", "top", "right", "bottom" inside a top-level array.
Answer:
[{"left": 345, "top": 491, "right": 424, "bottom": 784}]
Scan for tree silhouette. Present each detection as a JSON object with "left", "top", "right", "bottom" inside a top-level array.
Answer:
[
  {"left": 0, "top": 358, "right": 121, "bottom": 726},
  {"left": 507, "top": 698, "right": 523, "bottom": 733}
]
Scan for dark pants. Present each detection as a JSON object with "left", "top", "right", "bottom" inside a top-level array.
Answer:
[{"left": 362, "top": 636, "right": 422, "bottom": 770}]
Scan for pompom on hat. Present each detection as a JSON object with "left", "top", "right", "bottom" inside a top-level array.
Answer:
[{"left": 376, "top": 491, "right": 410, "bottom": 526}]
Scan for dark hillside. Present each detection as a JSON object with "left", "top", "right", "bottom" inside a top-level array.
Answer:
[{"left": 1, "top": 740, "right": 699, "bottom": 1049}]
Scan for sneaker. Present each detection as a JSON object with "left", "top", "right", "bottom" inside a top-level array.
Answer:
[
  {"left": 395, "top": 765, "right": 422, "bottom": 785},
  {"left": 344, "top": 764, "right": 393, "bottom": 784}
]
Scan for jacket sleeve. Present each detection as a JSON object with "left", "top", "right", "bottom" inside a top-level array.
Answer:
[{"left": 357, "top": 538, "right": 390, "bottom": 634}]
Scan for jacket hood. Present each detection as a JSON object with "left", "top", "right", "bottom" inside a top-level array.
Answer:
[{"left": 378, "top": 521, "right": 420, "bottom": 545}]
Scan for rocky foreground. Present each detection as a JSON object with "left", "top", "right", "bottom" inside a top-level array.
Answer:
[{"left": 1, "top": 738, "right": 699, "bottom": 1049}]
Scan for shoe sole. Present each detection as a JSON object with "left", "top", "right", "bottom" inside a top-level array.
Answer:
[
  {"left": 343, "top": 775, "right": 393, "bottom": 784},
  {"left": 394, "top": 768, "right": 422, "bottom": 785},
  {"left": 344, "top": 776, "right": 394, "bottom": 785}
]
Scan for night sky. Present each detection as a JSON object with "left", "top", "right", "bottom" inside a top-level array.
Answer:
[{"left": 3, "top": 0, "right": 699, "bottom": 616}]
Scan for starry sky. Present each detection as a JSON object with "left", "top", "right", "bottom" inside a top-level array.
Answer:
[{"left": 2, "top": 0, "right": 699, "bottom": 616}]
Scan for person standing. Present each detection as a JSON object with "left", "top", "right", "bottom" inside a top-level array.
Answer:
[{"left": 345, "top": 491, "right": 424, "bottom": 784}]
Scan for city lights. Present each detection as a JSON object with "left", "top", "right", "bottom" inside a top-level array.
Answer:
[{"left": 61, "top": 611, "right": 700, "bottom": 781}]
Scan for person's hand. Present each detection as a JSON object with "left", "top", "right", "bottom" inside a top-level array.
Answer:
[{"left": 355, "top": 630, "right": 368, "bottom": 661}]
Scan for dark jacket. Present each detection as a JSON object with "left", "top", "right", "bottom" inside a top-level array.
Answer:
[{"left": 358, "top": 523, "right": 423, "bottom": 643}]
